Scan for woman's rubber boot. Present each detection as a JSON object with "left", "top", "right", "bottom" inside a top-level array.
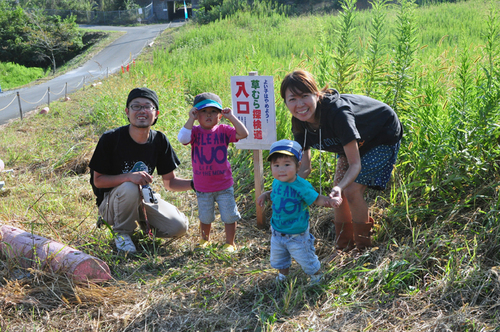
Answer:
[
  {"left": 334, "top": 221, "right": 354, "bottom": 251},
  {"left": 353, "top": 217, "right": 374, "bottom": 250}
]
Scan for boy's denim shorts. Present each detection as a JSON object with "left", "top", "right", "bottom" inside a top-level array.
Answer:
[
  {"left": 270, "top": 227, "right": 321, "bottom": 275},
  {"left": 196, "top": 186, "right": 241, "bottom": 224}
]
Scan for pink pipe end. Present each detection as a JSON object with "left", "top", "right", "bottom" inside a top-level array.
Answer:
[{"left": 1, "top": 224, "right": 112, "bottom": 282}]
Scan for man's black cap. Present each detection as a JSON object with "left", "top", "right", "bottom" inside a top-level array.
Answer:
[{"left": 126, "top": 87, "right": 159, "bottom": 110}]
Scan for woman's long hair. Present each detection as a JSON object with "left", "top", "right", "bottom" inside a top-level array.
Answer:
[{"left": 280, "top": 70, "right": 329, "bottom": 135}]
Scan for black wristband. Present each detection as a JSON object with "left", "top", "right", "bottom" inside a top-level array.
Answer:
[{"left": 190, "top": 180, "right": 195, "bottom": 191}]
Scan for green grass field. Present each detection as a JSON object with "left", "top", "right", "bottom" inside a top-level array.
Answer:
[
  {"left": 0, "top": 62, "right": 46, "bottom": 90},
  {"left": 0, "top": 0, "right": 499, "bottom": 330}
]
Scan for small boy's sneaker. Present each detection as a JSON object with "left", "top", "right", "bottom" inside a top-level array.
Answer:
[
  {"left": 309, "top": 273, "right": 322, "bottom": 286},
  {"left": 115, "top": 234, "right": 137, "bottom": 253},
  {"left": 276, "top": 273, "right": 287, "bottom": 282},
  {"left": 195, "top": 239, "right": 211, "bottom": 250},
  {"left": 222, "top": 243, "right": 237, "bottom": 253}
]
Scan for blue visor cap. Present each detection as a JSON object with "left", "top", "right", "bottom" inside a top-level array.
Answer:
[
  {"left": 268, "top": 139, "right": 303, "bottom": 161},
  {"left": 193, "top": 92, "right": 223, "bottom": 111},
  {"left": 194, "top": 99, "right": 222, "bottom": 110}
]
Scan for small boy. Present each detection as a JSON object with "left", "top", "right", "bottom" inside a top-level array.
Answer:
[
  {"left": 257, "top": 139, "right": 342, "bottom": 284},
  {"left": 178, "top": 92, "right": 249, "bottom": 252}
]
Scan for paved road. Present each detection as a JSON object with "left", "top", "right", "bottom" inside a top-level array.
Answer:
[{"left": 0, "top": 22, "right": 184, "bottom": 125}]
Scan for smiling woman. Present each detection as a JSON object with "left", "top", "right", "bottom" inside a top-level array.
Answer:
[{"left": 281, "top": 69, "right": 403, "bottom": 254}]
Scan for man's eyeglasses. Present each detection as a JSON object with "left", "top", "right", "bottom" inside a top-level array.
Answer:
[{"left": 129, "top": 104, "right": 155, "bottom": 112}]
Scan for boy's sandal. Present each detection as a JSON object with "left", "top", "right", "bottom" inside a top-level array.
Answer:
[
  {"left": 195, "top": 239, "right": 211, "bottom": 250},
  {"left": 222, "top": 243, "right": 237, "bottom": 253}
]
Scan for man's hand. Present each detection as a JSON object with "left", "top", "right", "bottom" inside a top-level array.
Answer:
[{"left": 129, "top": 171, "right": 153, "bottom": 186}]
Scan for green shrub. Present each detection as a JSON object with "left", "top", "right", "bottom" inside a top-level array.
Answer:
[{"left": 0, "top": 61, "right": 46, "bottom": 90}]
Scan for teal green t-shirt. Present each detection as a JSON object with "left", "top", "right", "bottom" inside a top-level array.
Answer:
[{"left": 270, "top": 176, "right": 319, "bottom": 234}]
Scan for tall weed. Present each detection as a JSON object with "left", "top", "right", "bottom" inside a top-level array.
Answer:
[
  {"left": 362, "top": 0, "right": 389, "bottom": 98},
  {"left": 385, "top": 0, "right": 418, "bottom": 113},
  {"left": 332, "top": 0, "right": 358, "bottom": 93}
]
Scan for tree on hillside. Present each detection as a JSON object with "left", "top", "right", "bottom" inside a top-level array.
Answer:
[
  {"left": 24, "top": 12, "right": 83, "bottom": 74},
  {"left": 1, "top": 2, "right": 85, "bottom": 70},
  {"left": 0, "top": 2, "right": 33, "bottom": 65},
  {"left": 115, "top": 0, "right": 139, "bottom": 10}
]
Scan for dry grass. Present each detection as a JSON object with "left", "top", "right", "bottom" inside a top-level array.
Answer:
[{"left": 1, "top": 164, "right": 498, "bottom": 331}]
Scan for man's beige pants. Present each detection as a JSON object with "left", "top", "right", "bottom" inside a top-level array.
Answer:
[{"left": 98, "top": 182, "right": 188, "bottom": 238}]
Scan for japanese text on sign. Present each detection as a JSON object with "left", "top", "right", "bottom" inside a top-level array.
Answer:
[{"left": 231, "top": 75, "right": 276, "bottom": 150}]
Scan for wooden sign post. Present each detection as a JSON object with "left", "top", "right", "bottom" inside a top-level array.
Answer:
[
  {"left": 231, "top": 71, "right": 277, "bottom": 229},
  {"left": 250, "top": 72, "right": 265, "bottom": 228}
]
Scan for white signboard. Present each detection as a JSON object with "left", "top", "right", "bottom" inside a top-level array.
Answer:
[
  {"left": 230, "top": 76, "right": 277, "bottom": 150},
  {"left": 138, "top": 8, "right": 143, "bottom": 14}
]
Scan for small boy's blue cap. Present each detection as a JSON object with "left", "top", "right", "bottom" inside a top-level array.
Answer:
[
  {"left": 193, "top": 92, "right": 223, "bottom": 111},
  {"left": 268, "top": 139, "right": 302, "bottom": 161}
]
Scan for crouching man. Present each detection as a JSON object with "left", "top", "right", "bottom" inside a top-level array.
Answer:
[{"left": 89, "top": 87, "right": 190, "bottom": 254}]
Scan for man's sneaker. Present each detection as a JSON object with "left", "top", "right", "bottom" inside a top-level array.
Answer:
[
  {"left": 195, "top": 239, "right": 211, "bottom": 250},
  {"left": 276, "top": 273, "right": 287, "bottom": 282},
  {"left": 222, "top": 243, "right": 237, "bottom": 253},
  {"left": 96, "top": 216, "right": 105, "bottom": 229},
  {"left": 309, "top": 273, "right": 322, "bottom": 286},
  {"left": 115, "top": 234, "right": 137, "bottom": 253}
]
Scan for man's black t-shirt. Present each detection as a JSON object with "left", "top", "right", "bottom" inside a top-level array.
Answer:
[
  {"left": 89, "top": 125, "right": 180, "bottom": 206},
  {"left": 293, "top": 90, "right": 403, "bottom": 156}
]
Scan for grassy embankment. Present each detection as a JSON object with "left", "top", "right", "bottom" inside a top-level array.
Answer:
[{"left": 0, "top": 0, "right": 499, "bottom": 330}]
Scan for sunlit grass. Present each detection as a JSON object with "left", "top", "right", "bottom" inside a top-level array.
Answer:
[{"left": 0, "top": 62, "right": 46, "bottom": 90}]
